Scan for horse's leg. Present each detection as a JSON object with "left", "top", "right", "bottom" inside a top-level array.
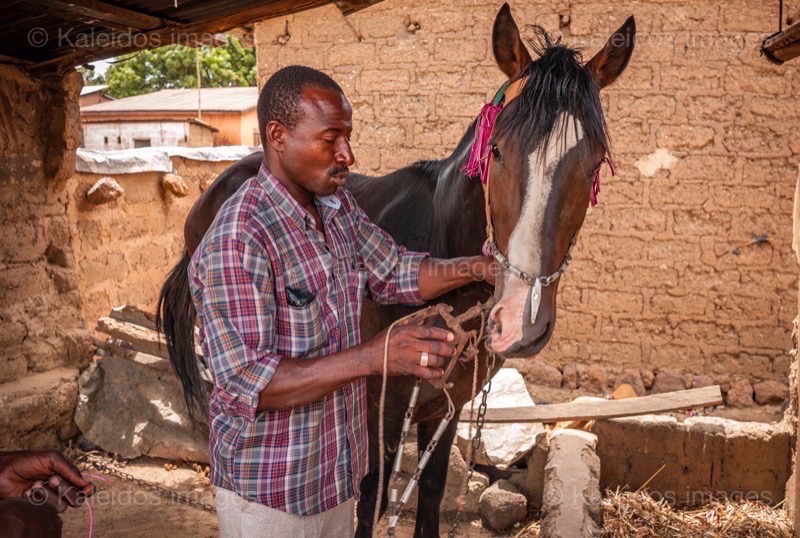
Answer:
[{"left": 413, "top": 408, "right": 462, "bottom": 538}]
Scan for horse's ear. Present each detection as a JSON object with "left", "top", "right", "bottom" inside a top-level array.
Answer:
[
  {"left": 492, "top": 3, "right": 533, "bottom": 80},
  {"left": 585, "top": 16, "right": 636, "bottom": 89}
]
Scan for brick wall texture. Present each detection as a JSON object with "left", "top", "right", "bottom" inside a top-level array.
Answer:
[
  {"left": 0, "top": 65, "right": 93, "bottom": 448},
  {"left": 255, "top": 0, "right": 800, "bottom": 405},
  {"left": 67, "top": 159, "right": 238, "bottom": 328}
]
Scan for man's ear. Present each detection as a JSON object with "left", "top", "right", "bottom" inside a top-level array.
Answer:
[{"left": 266, "top": 121, "right": 287, "bottom": 151}]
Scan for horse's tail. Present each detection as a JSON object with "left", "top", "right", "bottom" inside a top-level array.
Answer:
[{"left": 156, "top": 249, "right": 208, "bottom": 419}]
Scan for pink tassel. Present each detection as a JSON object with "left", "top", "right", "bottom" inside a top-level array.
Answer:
[
  {"left": 461, "top": 102, "right": 504, "bottom": 185},
  {"left": 591, "top": 157, "right": 615, "bottom": 207}
]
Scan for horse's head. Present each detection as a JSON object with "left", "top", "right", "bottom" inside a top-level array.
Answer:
[{"left": 483, "top": 4, "right": 635, "bottom": 357}]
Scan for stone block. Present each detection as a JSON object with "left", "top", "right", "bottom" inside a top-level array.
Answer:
[
  {"left": 161, "top": 173, "right": 189, "bottom": 198},
  {"left": 541, "top": 429, "right": 602, "bottom": 538},
  {"left": 726, "top": 378, "right": 755, "bottom": 408},
  {"left": 651, "top": 371, "right": 687, "bottom": 394},
  {"left": 753, "top": 380, "right": 789, "bottom": 405},
  {"left": 86, "top": 177, "right": 124, "bottom": 205},
  {"left": 479, "top": 479, "right": 528, "bottom": 531},
  {"left": 0, "top": 368, "right": 80, "bottom": 449}
]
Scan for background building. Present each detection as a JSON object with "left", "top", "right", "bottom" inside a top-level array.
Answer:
[{"left": 81, "top": 86, "right": 258, "bottom": 148}]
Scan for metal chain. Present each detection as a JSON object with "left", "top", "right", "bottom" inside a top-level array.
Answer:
[
  {"left": 85, "top": 457, "right": 217, "bottom": 513},
  {"left": 485, "top": 236, "right": 574, "bottom": 288},
  {"left": 447, "top": 349, "right": 497, "bottom": 538}
]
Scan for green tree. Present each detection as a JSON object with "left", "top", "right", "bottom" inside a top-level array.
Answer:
[
  {"left": 77, "top": 65, "right": 106, "bottom": 85},
  {"left": 96, "top": 36, "right": 256, "bottom": 98}
]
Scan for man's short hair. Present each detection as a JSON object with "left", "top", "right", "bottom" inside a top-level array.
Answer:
[{"left": 257, "top": 65, "right": 343, "bottom": 142}]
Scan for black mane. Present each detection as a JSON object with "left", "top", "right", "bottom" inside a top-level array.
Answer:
[{"left": 495, "top": 26, "right": 610, "bottom": 164}]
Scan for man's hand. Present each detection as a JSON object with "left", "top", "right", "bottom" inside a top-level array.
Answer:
[
  {"left": 0, "top": 451, "right": 94, "bottom": 511},
  {"left": 367, "top": 325, "right": 458, "bottom": 380}
]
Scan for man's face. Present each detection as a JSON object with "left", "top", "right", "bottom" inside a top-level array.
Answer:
[{"left": 277, "top": 86, "right": 355, "bottom": 198}]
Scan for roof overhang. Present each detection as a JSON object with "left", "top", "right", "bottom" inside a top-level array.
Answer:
[
  {"left": 2, "top": 0, "right": 383, "bottom": 75},
  {"left": 762, "top": 21, "right": 800, "bottom": 64}
]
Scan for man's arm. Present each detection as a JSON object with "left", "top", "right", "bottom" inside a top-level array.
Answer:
[
  {"left": 256, "top": 324, "right": 457, "bottom": 411},
  {"left": 416, "top": 255, "right": 496, "bottom": 301},
  {"left": 194, "top": 233, "right": 460, "bottom": 416}
]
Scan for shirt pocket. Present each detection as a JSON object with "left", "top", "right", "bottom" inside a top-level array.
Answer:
[{"left": 279, "top": 296, "right": 328, "bottom": 357}]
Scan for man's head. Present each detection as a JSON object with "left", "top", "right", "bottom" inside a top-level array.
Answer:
[{"left": 258, "top": 66, "right": 354, "bottom": 200}]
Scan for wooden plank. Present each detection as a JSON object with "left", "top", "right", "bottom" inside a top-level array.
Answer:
[
  {"left": 762, "top": 19, "right": 800, "bottom": 63},
  {"left": 37, "top": 0, "right": 167, "bottom": 31},
  {"left": 460, "top": 386, "right": 723, "bottom": 424},
  {"left": 96, "top": 317, "right": 167, "bottom": 359},
  {"left": 109, "top": 305, "right": 158, "bottom": 332}
]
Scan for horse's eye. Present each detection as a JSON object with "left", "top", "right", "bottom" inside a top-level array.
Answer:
[{"left": 491, "top": 144, "right": 502, "bottom": 161}]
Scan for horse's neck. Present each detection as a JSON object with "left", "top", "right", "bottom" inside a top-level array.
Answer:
[
  {"left": 429, "top": 134, "right": 487, "bottom": 258},
  {"left": 347, "top": 124, "right": 485, "bottom": 258}
]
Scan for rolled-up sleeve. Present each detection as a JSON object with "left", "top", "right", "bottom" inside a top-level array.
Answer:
[
  {"left": 190, "top": 234, "right": 279, "bottom": 421},
  {"left": 351, "top": 201, "right": 428, "bottom": 306}
]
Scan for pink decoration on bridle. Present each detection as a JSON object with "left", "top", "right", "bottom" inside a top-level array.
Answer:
[
  {"left": 591, "top": 156, "right": 615, "bottom": 207},
  {"left": 461, "top": 102, "right": 503, "bottom": 185}
]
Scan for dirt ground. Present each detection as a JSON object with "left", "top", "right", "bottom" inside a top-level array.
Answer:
[{"left": 60, "top": 457, "right": 510, "bottom": 537}]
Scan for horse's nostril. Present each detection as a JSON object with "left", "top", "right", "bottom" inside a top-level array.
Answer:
[{"left": 489, "top": 306, "right": 503, "bottom": 336}]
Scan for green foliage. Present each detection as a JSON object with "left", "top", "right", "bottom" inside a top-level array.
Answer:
[
  {"left": 85, "top": 36, "right": 256, "bottom": 98},
  {"left": 77, "top": 65, "right": 106, "bottom": 86}
]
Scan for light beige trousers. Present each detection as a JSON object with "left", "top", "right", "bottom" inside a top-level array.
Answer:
[{"left": 215, "top": 487, "right": 355, "bottom": 538}]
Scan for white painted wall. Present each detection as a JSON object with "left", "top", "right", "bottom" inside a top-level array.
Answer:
[{"left": 81, "top": 121, "right": 213, "bottom": 150}]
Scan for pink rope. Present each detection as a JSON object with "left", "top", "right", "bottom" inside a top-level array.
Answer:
[
  {"left": 461, "top": 102, "right": 503, "bottom": 184},
  {"left": 85, "top": 495, "right": 94, "bottom": 538},
  {"left": 80, "top": 473, "right": 109, "bottom": 538}
]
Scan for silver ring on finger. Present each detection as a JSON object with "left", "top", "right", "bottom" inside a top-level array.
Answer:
[{"left": 420, "top": 351, "right": 429, "bottom": 367}]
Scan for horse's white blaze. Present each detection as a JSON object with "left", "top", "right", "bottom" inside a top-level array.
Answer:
[{"left": 489, "top": 114, "right": 583, "bottom": 353}]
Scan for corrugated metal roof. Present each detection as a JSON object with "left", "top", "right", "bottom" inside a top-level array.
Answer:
[
  {"left": 82, "top": 86, "right": 257, "bottom": 113},
  {"left": 81, "top": 85, "right": 108, "bottom": 96}
]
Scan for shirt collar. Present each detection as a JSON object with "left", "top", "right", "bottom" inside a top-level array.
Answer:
[{"left": 257, "top": 162, "right": 343, "bottom": 231}]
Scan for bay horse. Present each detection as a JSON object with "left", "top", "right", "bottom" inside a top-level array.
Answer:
[{"left": 157, "top": 4, "right": 635, "bottom": 536}]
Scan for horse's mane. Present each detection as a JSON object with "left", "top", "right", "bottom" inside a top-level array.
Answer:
[{"left": 495, "top": 26, "right": 610, "bottom": 165}]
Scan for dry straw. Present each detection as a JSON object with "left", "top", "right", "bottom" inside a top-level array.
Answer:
[{"left": 512, "top": 490, "right": 793, "bottom": 538}]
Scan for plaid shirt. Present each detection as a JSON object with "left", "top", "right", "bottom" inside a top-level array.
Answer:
[{"left": 189, "top": 163, "right": 426, "bottom": 515}]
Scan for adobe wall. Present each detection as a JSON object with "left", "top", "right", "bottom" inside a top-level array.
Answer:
[
  {"left": 66, "top": 158, "right": 239, "bottom": 329},
  {"left": 254, "top": 0, "right": 800, "bottom": 407},
  {"left": 0, "top": 64, "right": 93, "bottom": 449}
]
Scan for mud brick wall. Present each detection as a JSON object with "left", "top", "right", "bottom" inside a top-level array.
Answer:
[
  {"left": 67, "top": 158, "right": 240, "bottom": 329},
  {"left": 255, "top": 0, "right": 800, "bottom": 406},
  {"left": 0, "top": 65, "right": 93, "bottom": 449}
]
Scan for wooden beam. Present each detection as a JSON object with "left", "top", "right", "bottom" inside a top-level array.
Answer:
[
  {"left": 109, "top": 304, "right": 158, "bottom": 332},
  {"left": 33, "top": 0, "right": 335, "bottom": 74},
  {"left": 460, "top": 386, "right": 723, "bottom": 424},
  {"left": 37, "top": 0, "right": 168, "bottom": 31},
  {"left": 96, "top": 317, "right": 167, "bottom": 359},
  {"left": 762, "top": 20, "right": 800, "bottom": 64}
]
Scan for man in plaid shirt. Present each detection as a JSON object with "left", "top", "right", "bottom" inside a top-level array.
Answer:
[{"left": 189, "top": 66, "right": 495, "bottom": 537}]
